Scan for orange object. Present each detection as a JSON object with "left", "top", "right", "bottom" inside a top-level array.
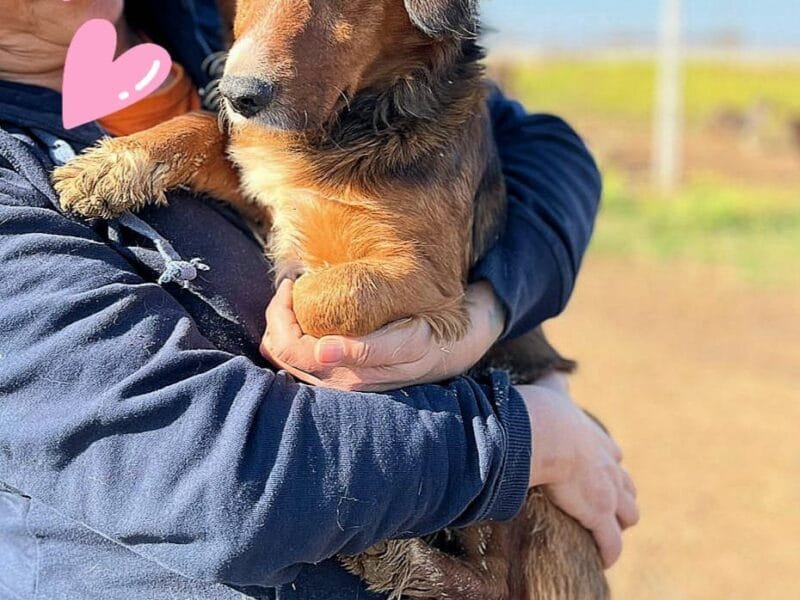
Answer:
[{"left": 98, "top": 63, "right": 201, "bottom": 136}]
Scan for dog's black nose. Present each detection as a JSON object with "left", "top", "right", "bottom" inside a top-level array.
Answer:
[{"left": 219, "top": 76, "right": 276, "bottom": 118}]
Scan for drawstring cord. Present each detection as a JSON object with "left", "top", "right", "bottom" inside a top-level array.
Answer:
[
  {"left": 117, "top": 212, "right": 211, "bottom": 287},
  {"left": 199, "top": 51, "right": 227, "bottom": 111},
  {"left": 35, "top": 128, "right": 211, "bottom": 288}
]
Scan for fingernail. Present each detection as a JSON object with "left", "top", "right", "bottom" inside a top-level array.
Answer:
[{"left": 317, "top": 340, "right": 344, "bottom": 365}]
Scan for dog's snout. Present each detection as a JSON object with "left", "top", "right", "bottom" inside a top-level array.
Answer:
[{"left": 220, "top": 76, "right": 276, "bottom": 118}]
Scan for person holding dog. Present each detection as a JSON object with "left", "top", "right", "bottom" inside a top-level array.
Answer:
[{"left": 0, "top": 1, "right": 638, "bottom": 598}]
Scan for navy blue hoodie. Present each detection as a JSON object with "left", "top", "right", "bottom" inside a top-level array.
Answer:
[{"left": 0, "top": 2, "right": 601, "bottom": 598}]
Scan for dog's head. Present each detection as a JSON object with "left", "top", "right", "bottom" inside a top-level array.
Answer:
[{"left": 219, "top": 0, "right": 479, "bottom": 132}]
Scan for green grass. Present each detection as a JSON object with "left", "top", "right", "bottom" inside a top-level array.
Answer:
[
  {"left": 497, "top": 58, "right": 800, "bottom": 126},
  {"left": 592, "top": 172, "right": 800, "bottom": 285},
  {"left": 492, "top": 57, "right": 800, "bottom": 286}
]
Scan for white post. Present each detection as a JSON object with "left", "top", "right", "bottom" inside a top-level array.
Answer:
[{"left": 653, "top": 0, "right": 684, "bottom": 194}]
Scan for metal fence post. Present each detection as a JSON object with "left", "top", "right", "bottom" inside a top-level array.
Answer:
[{"left": 653, "top": 0, "right": 685, "bottom": 193}]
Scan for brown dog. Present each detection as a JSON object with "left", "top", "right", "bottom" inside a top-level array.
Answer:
[{"left": 53, "top": 1, "right": 609, "bottom": 597}]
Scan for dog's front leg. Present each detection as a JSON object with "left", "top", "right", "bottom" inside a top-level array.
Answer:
[
  {"left": 53, "top": 112, "right": 245, "bottom": 219},
  {"left": 291, "top": 260, "right": 469, "bottom": 341}
]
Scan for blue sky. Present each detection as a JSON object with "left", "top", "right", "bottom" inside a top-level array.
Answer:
[{"left": 482, "top": 0, "right": 800, "bottom": 49}]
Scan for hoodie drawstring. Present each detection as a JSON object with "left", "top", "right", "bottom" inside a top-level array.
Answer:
[{"left": 117, "top": 212, "right": 211, "bottom": 287}]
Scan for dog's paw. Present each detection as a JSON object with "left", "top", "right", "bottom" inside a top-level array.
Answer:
[
  {"left": 341, "top": 539, "right": 443, "bottom": 599},
  {"left": 292, "top": 266, "right": 383, "bottom": 338},
  {"left": 52, "top": 138, "right": 169, "bottom": 219}
]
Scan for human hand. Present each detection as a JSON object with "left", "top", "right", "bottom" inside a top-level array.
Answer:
[
  {"left": 518, "top": 375, "right": 640, "bottom": 569},
  {"left": 260, "top": 280, "right": 506, "bottom": 392}
]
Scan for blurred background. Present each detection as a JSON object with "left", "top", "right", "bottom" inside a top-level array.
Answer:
[{"left": 481, "top": 1, "right": 799, "bottom": 598}]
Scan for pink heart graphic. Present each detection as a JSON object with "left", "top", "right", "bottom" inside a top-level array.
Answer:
[{"left": 62, "top": 19, "right": 172, "bottom": 129}]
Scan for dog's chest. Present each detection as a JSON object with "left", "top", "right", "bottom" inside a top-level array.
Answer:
[
  {"left": 229, "top": 141, "right": 457, "bottom": 283},
  {"left": 231, "top": 144, "right": 357, "bottom": 274}
]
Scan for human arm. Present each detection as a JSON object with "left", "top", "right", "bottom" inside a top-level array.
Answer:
[
  {"left": 261, "top": 296, "right": 639, "bottom": 569},
  {"left": 0, "top": 157, "right": 531, "bottom": 587},
  {"left": 475, "top": 88, "right": 601, "bottom": 340}
]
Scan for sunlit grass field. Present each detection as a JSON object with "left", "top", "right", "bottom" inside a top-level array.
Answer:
[
  {"left": 493, "top": 57, "right": 800, "bottom": 286},
  {"left": 500, "top": 58, "right": 800, "bottom": 125},
  {"left": 596, "top": 174, "right": 800, "bottom": 285}
]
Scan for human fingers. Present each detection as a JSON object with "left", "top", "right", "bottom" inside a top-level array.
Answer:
[
  {"left": 617, "top": 470, "right": 640, "bottom": 530},
  {"left": 261, "top": 280, "right": 322, "bottom": 375},
  {"left": 591, "top": 516, "right": 624, "bottom": 569},
  {"left": 313, "top": 318, "right": 432, "bottom": 368}
]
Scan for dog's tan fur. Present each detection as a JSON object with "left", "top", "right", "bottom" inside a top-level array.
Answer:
[{"left": 53, "top": 1, "right": 609, "bottom": 597}]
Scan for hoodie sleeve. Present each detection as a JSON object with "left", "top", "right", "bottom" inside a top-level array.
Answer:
[
  {"left": 471, "top": 88, "right": 602, "bottom": 340},
  {"left": 0, "top": 163, "right": 531, "bottom": 587}
]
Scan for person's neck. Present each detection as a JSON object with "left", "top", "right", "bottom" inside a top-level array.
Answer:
[{"left": 0, "top": 18, "right": 138, "bottom": 93}]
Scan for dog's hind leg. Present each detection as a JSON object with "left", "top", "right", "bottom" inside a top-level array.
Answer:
[{"left": 523, "top": 491, "right": 610, "bottom": 600}]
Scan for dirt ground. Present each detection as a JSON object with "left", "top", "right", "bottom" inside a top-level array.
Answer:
[
  {"left": 574, "top": 117, "right": 800, "bottom": 188},
  {"left": 546, "top": 255, "right": 800, "bottom": 600}
]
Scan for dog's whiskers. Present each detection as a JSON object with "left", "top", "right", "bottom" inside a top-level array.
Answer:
[
  {"left": 217, "top": 103, "right": 232, "bottom": 134},
  {"left": 334, "top": 86, "right": 352, "bottom": 112}
]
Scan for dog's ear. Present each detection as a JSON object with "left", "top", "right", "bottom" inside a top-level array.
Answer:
[{"left": 404, "top": 0, "right": 478, "bottom": 39}]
